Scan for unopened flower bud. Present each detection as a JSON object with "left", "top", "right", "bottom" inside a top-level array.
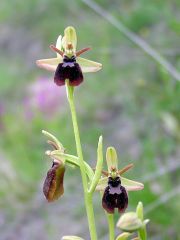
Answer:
[{"left": 117, "top": 212, "right": 143, "bottom": 232}]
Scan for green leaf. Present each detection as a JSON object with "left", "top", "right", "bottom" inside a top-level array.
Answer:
[
  {"left": 121, "top": 177, "right": 144, "bottom": 191},
  {"left": 89, "top": 136, "right": 103, "bottom": 193},
  {"left": 116, "top": 232, "right": 131, "bottom": 240}
]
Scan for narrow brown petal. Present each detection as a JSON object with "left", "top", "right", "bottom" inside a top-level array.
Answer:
[
  {"left": 76, "top": 47, "right": 91, "bottom": 57},
  {"left": 118, "top": 164, "right": 134, "bottom": 175},
  {"left": 50, "top": 45, "right": 64, "bottom": 57}
]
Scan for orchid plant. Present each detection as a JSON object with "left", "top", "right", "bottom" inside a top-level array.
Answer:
[{"left": 36, "top": 26, "right": 148, "bottom": 240}]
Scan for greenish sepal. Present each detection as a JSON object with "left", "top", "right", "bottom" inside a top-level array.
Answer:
[
  {"left": 117, "top": 212, "right": 143, "bottom": 233},
  {"left": 121, "top": 177, "right": 144, "bottom": 191},
  {"left": 89, "top": 136, "right": 103, "bottom": 193},
  {"left": 63, "top": 26, "right": 77, "bottom": 53},
  {"left": 95, "top": 176, "right": 108, "bottom": 191},
  {"left": 96, "top": 176, "right": 144, "bottom": 192},
  {"left": 77, "top": 57, "right": 102, "bottom": 73},
  {"left": 115, "top": 232, "right": 131, "bottom": 240},
  {"left": 106, "top": 147, "right": 118, "bottom": 173}
]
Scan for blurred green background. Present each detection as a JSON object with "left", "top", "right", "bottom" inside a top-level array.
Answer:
[{"left": 0, "top": 0, "right": 180, "bottom": 239}]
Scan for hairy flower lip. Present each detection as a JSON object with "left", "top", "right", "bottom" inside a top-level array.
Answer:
[{"left": 102, "top": 176, "right": 128, "bottom": 214}]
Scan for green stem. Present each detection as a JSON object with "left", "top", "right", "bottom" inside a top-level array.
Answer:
[
  {"left": 107, "top": 213, "right": 115, "bottom": 240},
  {"left": 66, "top": 82, "right": 97, "bottom": 240},
  {"left": 138, "top": 227, "right": 147, "bottom": 240}
]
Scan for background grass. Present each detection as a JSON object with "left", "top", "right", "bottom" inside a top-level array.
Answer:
[{"left": 0, "top": 0, "right": 180, "bottom": 239}]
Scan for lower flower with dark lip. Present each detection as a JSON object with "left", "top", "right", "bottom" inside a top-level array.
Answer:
[
  {"left": 102, "top": 176, "right": 128, "bottom": 214},
  {"left": 97, "top": 147, "right": 144, "bottom": 214}
]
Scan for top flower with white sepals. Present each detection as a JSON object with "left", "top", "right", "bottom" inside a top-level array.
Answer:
[{"left": 36, "top": 26, "right": 102, "bottom": 86}]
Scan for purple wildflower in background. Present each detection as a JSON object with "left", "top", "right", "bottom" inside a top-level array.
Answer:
[{"left": 24, "top": 77, "right": 66, "bottom": 119}]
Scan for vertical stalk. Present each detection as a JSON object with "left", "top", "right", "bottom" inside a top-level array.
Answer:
[
  {"left": 101, "top": 190, "right": 115, "bottom": 240},
  {"left": 107, "top": 213, "right": 115, "bottom": 240},
  {"left": 138, "top": 227, "right": 147, "bottom": 240},
  {"left": 66, "top": 82, "right": 97, "bottom": 240}
]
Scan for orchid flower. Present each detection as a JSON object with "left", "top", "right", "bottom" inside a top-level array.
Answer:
[
  {"left": 96, "top": 147, "right": 144, "bottom": 213},
  {"left": 36, "top": 26, "right": 102, "bottom": 86}
]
